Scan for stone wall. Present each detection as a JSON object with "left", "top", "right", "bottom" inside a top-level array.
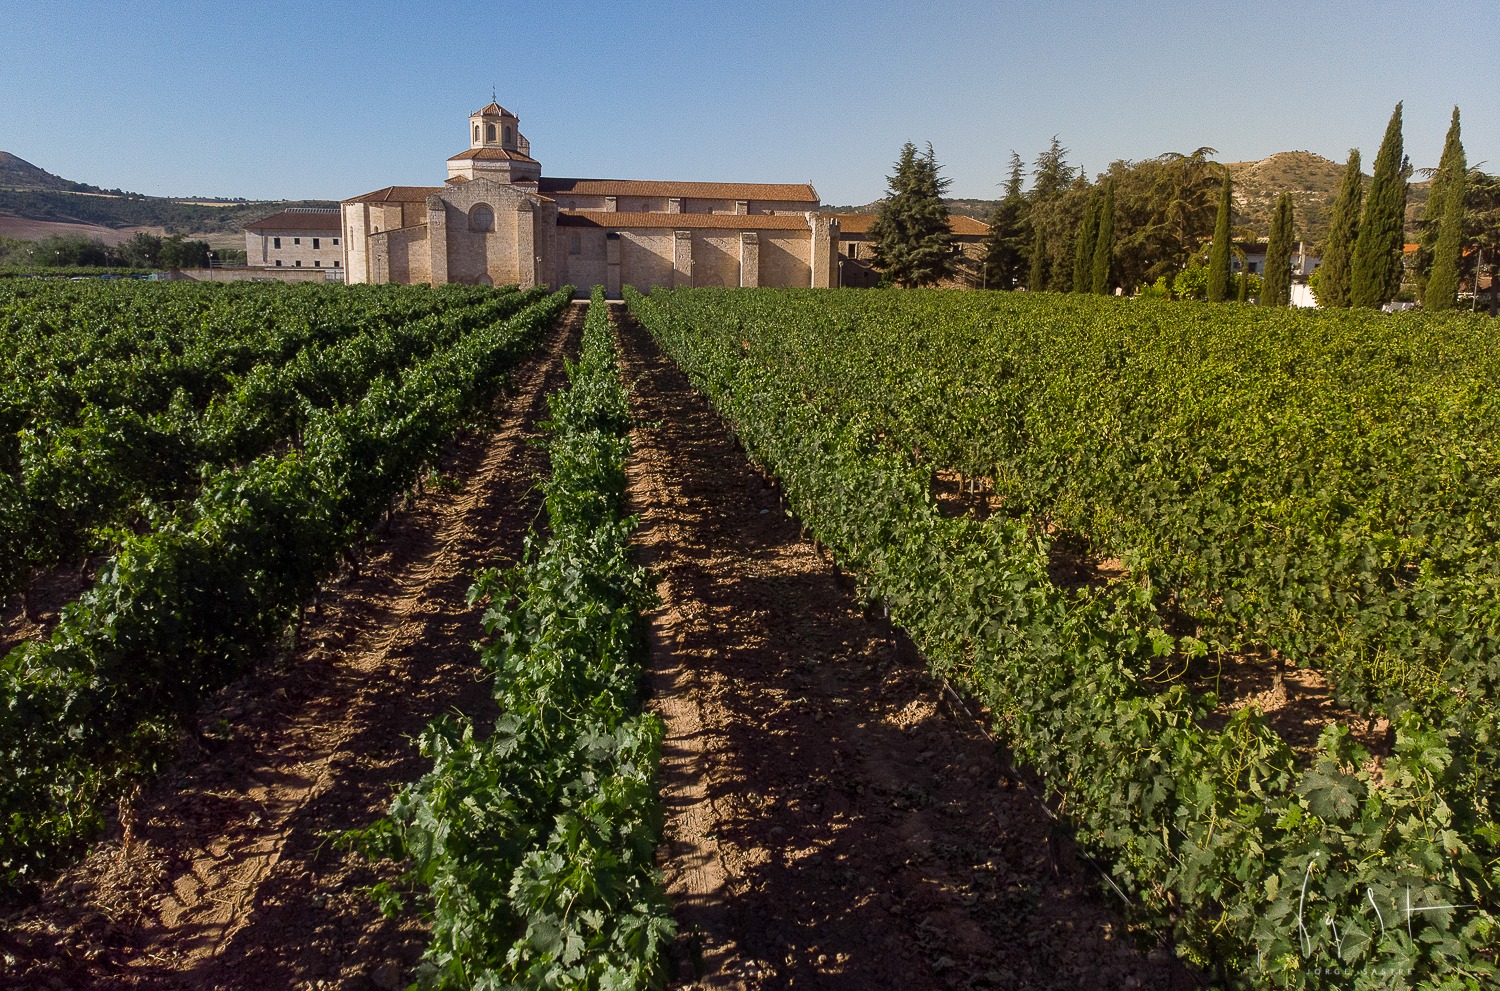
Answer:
[{"left": 245, "top": 231, "right": 344, "bottom": 272}]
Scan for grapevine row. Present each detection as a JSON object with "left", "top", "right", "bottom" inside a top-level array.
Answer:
[
  {"left": 0, "top": 284, "right": 541, "bottom": 604},
  {"left": 0, "top": 287, "right": 571, "bottom": 890},
  {"left": 626, "top": 287, "right": 1497, "bottom": 989},
  {"left": 348, "top": 288, "right": 673, "bottom": 989}
]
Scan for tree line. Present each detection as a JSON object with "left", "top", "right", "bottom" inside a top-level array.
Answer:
[
  {"left": 869, "top": 103, "right": 1498, "bottom": 311},
  {"left": 0, "top": 232, "right": 245, "bottom": 272}
]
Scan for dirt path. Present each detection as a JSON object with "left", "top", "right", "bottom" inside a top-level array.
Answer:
[
  {"left": 0, "top": 304, "right": 584, "bottom": 991},
  {"left": 616, "top": 305, "right": 1199, "bottom": 991}
]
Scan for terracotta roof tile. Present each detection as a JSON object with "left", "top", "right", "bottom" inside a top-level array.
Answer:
[
  {"left": 558, "top": 211, "right": 811, "bottom": 231},
  {"left": 541, "top": 177, "right": 818, "bottom": 203},
  {"left": 824, "top": 212, "right": 990, "bottom": 237},
  {"left": 243, "top": 209, "right": 343, "bottom": 232},
  {"left": 447, "top": 148, "right": 539, "bottom": 165},
  {"left": 343, "top": 185, "right": 444, "bottom": 204},
  {"left": 472, "top": 101, "right": 515, "bottom": 118}
]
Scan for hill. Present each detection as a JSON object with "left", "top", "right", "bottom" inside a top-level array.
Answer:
[
  {"left": 0, "top": 151, "right": 338, "bottom": 245},
  {"left": 1226, "top": 150, "right": 1428, "bottom": 246},
  {"left": 0, "top": 151, "right": 93, "bottom": 193}
]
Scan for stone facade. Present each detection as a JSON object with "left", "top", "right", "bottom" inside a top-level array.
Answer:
[
  {"left": 339, "top": 101, "right": 839, "bottom": 295},
  {"left": 244, "top": 209, "right": 345, "bottom": 274}
]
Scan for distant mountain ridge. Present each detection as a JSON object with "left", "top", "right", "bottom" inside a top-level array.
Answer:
[{"left": 0, "top": 151, "right": 337, "bottom": 242}]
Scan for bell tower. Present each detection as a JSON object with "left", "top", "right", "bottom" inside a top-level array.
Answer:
[{"left": 448, "top": 99, "right": 540, "bottom": 184}]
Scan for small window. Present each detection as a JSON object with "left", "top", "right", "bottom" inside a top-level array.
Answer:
[
  {"left": 275, "top": 260, "right": 282, "bottom": 267},
  {"left": 486, "top": 123, "right": 496, "bottom": 142},
  {"left": 314, "top": 260, "right": 321, "bottom": 267},
  {"left": 504, "top": 125, "right": 513, "bottom": 145},
  {"left": 333, "top": 260, "right": 341, "bottom": 268},
  {"left": 295, "top": 260, "right": 302, "bottom": 267},
  {"left": 473, "top": 123, "right": 480, "bottom": 143},
  {"left": 469, "top": 204, "right": 494, "bottom": 232},
  {"left": 273, "top": 236, "right": 281, "bottom": 248},
  {"left": 312, "top": 238, "right": 320, "bottom": 249},
  {"left": 293, "top": 237, "right": 301, "bottom": 245},
  {"left": 333, "top": 237, "right": 339, "bottom": 246}
]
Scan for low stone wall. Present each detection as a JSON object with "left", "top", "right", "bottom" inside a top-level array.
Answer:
[{"left": 163, "top": 267, "right": 341, "bottom": 283}]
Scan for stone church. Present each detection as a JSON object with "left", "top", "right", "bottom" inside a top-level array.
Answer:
[{"left": 341, "top": 101, "right": 840, "bottom": 294}]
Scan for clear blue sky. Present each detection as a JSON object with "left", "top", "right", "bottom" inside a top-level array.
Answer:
[{"left": 2, "top": 0, "right": 1494, "bottom": 205}]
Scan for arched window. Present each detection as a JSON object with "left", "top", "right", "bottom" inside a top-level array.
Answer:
[
  {"left": 469, "top": 204, "right": 494, "bottom": 232},
  {"left": 473, "top": 123, "right": 480, "bottom": 143},
  {"left": 485, "top": 123, "right": 496, "bottom": 142},
  {"left": 503, "top": 125, "right": 513, "bottom": 146}
]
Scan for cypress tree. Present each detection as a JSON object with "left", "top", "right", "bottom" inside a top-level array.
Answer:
[
  {"left": 1091, "top": 181, "right": 1115, "bottom": 294},
  {"left": 1207, "top": 174, "right": 1233, "bottom": 302},
  {"left": 1318, "top": 150, "right": 1363, "bottom": 308},
  {"left": 1351, "top": 103, "right": 1407, "bottom": 309},
  {"left": 1425, "top": 166, "right": 1466, "bottom": 311},
  {"left": 1418, "top": 107, "right": 1464, "bottom": 304},
  {"left": 1261, "top": 193, "right": 1295, "bottom": 307},
  {"left": 1027, "top": 227, "right": 1047, "bottom": 290},
  {"left": 1072, "top": 195, "right": 1098, "bottom": 294}
]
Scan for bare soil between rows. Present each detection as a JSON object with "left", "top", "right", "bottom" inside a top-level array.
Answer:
[
  {"left": 0, "top": 306, "right": 584, "bottom": 991},
  {"left": 615, "top": 306, "right": 1200, "bottom": 991}
]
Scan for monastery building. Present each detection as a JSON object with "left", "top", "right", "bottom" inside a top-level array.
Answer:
[{"left": 341, "top": 101, "right": 841, "bottom": 294}]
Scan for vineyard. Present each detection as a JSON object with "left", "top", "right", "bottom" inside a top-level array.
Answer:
[
  {"left": 625, "top": 288, "right": 1499, "bottom": 989},
  {"left": 1, "top": 281, "right": 1496, "bottom": 990}
]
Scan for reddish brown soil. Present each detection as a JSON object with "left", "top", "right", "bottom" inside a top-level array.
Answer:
[
  {"left": 615, "top": 306, "right": 1198, "bottom": 991},
  {"left": 0, "top": 305, "right": 583, "bottom": 991}
]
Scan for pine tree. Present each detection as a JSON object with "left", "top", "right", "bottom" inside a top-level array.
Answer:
[
  {"left": 1317, "top": 150, "right": 1363, "bottom": 308},
  {"left": 1351, "top": 103, "right": 1407, "bottom": 309},
  {"left": 1418, "top": 107, "right": 1464, "bottom": 304},
  {"left": 1072, "top": 194, "right": 1098, "bottom": 294},
  {"left": 982, "top": 152, "right": 1029, "bottom": 289},
  {"left": 870, "top": 142, "right": 954, "bottom": 287},
  {"left": 1261, "top": 193, "right": 1295, "bottom": 307},
  {"left": 1207, "top": 174, "right": 1233, "bottom": 302},
  {"left": 1027, "top": 227, "right": 1047, "bottom": 290},
  {"left": 1091, "top": 181, "right": 1115, "bottom": 294},
  {"left": 1425, "top": 165, "right": 1466, "bottom": 311}
]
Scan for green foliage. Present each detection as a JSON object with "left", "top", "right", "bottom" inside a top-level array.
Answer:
[
  {"left": 347, "top": 287, "right": 673, "bottom": 989},
  {"left": 1027, "top": 226, "right": 1047, "bottom": 291},
  {"left": 1091, "top": 180, "right": 1115, "bottom": 294},
  {"left": 1261, "top": 193, "right": 1295, "bottom": 307},
  {"left": 1072, "top": 193, "right": 1099, "bottom": 295},
  {"left": 1416, "top": 107, "right": 1466, "bottom": 302},
  {"left": 981, "top": 152, "right": 1029, "bottom": 290},
  {"left": 1209, "top": 174, "right": 1234, "bottom": 302},
  {"left": 627, "top": 286, "right": 1500, "bottom": 988},
  {"left": 870, "top": 143, "right": 954, "bottom": 287},
  {"left": 1351, "top": 104, "right": 1408, "bottom": 309},
  {"left": 1317, "top": 151, "right": 1363, "bottom": 309},
  {"left": 0, "top": 282, "right": 569, "bottom": 889},
  {"left": 1426, "top": 166, "right": 1467, "bottom": 314}
]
